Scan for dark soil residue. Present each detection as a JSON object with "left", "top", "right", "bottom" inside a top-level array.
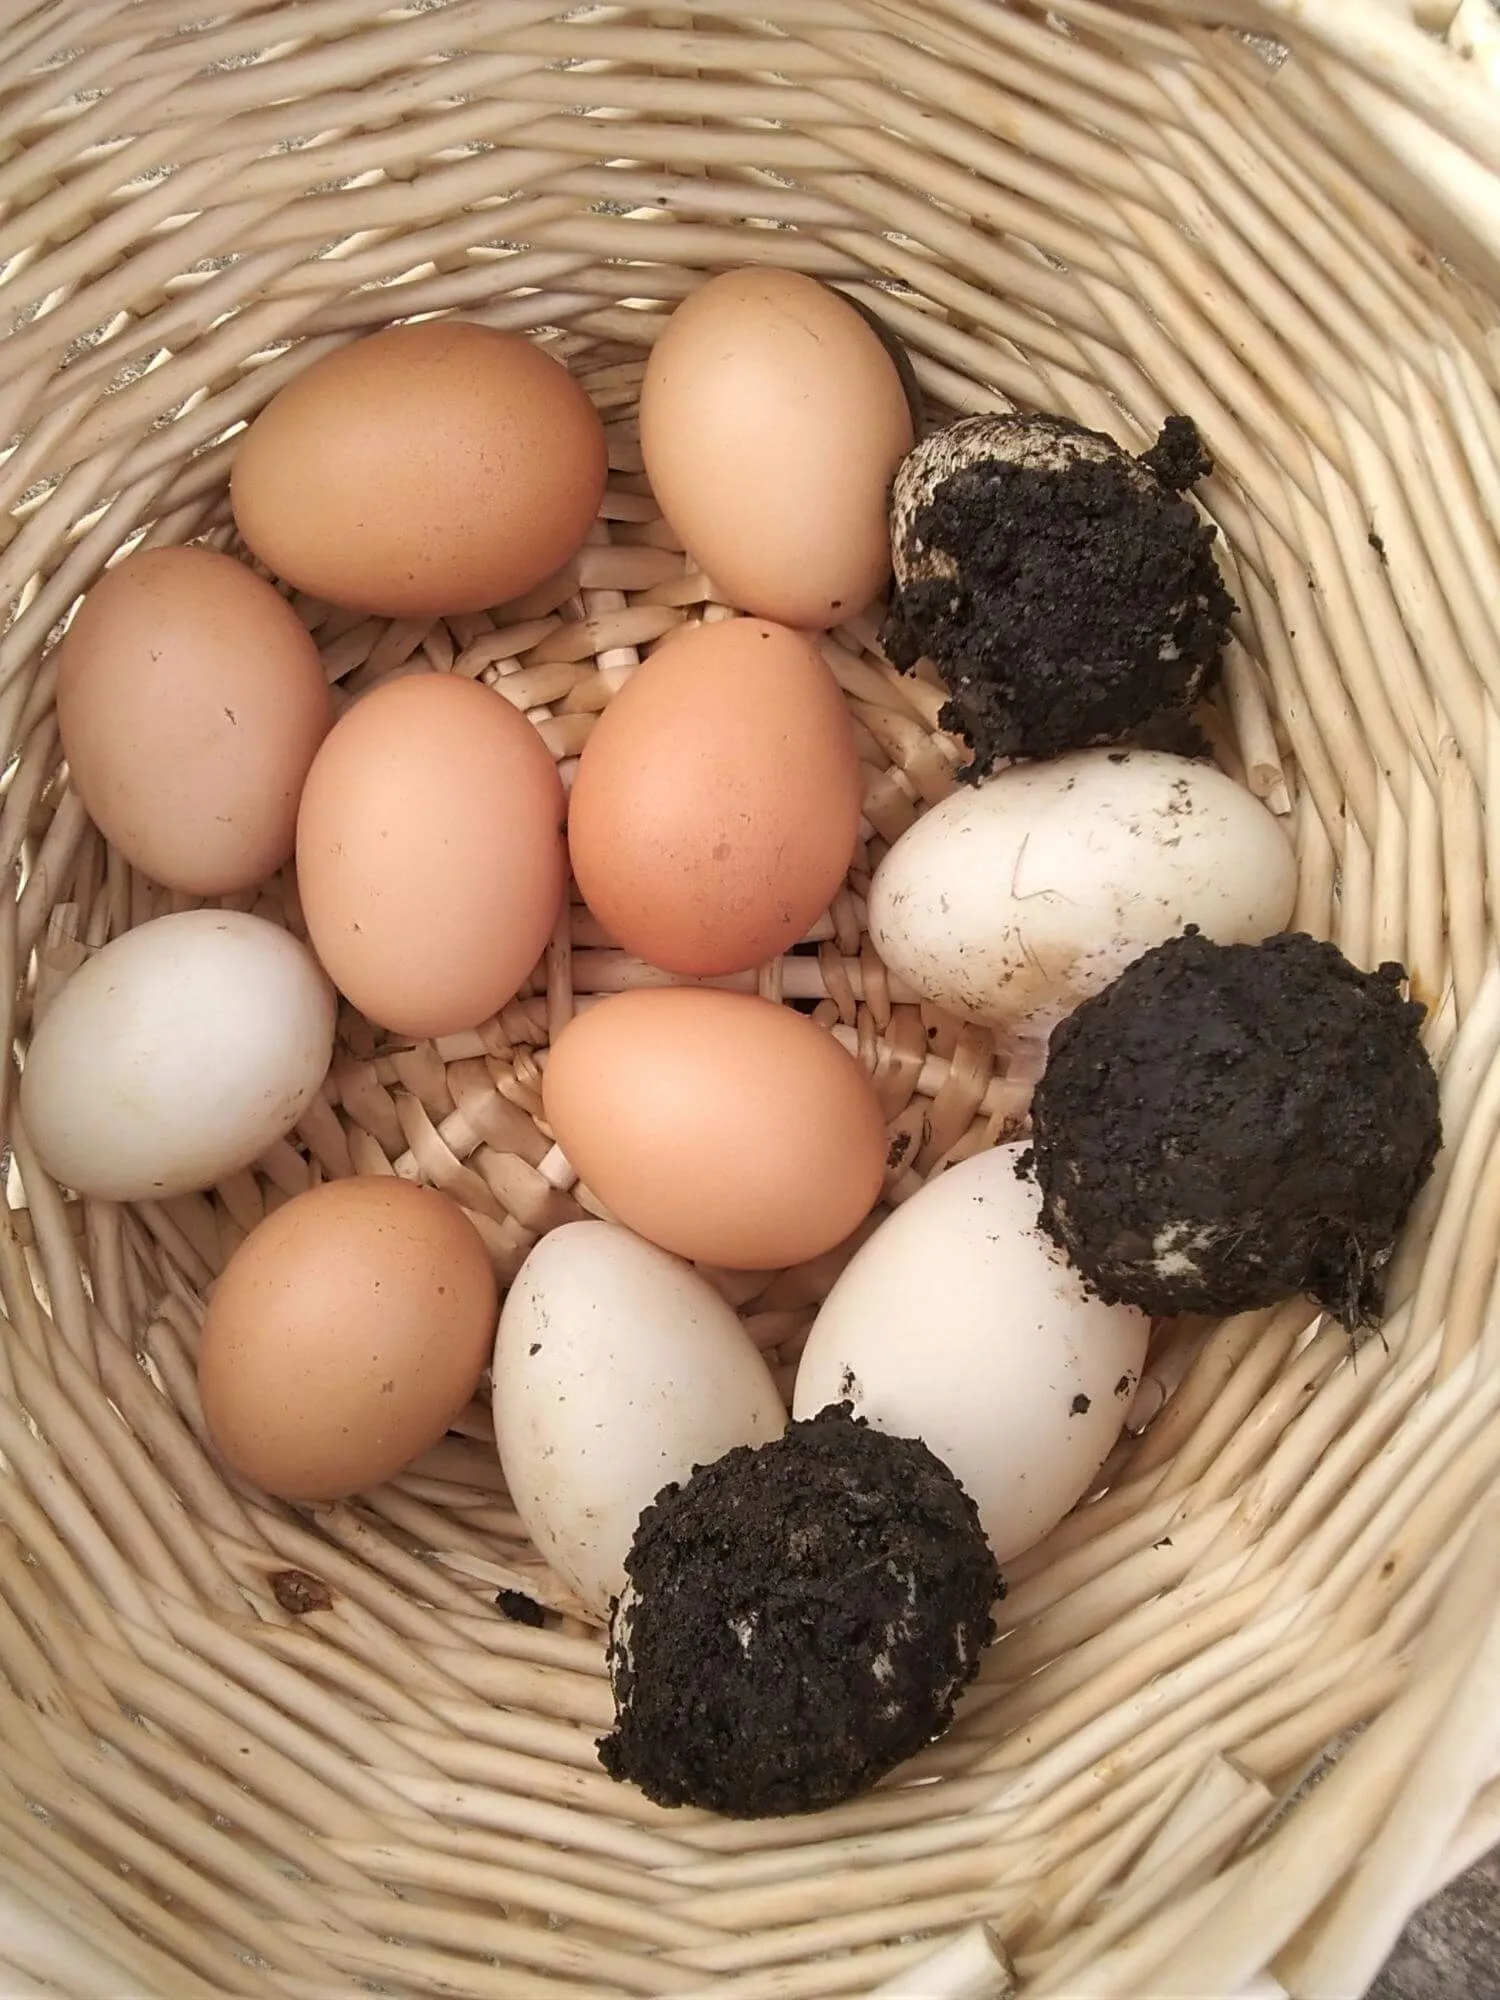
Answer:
[
  {"left": 495, "top": 1590, "right": 546, "bottom": 1627},
  {"left": 269, "top": 1569, "right": 333, "bottom": 1615},
  {"left": 885, "top": 413, "right": 1232, "bottom": 771},
  {"left": 598, "top": 1406, "right": 1001, "bottom": 1818},
  {"left": 1030, "top": 930, "right": 1440, "bottom": 1325}
]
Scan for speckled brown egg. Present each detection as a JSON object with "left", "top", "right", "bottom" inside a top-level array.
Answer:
[
  {"left": 543, "top": 988, "right": 889, "bottom": 1270},
  {"left": 230, "top": 320, "right": 608, "bottom": 619},
  {"left": 567, "top": 617, "right": 863, "bottom": 976},
  {"left": 198, "top": 1175, "right": 497, "bottom": 1502},
  {"left": 57, "top": 547, "right": 333, "bottom": 896}
]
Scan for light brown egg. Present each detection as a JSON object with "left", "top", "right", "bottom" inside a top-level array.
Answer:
[
  {"left": 57, "top": 547, "right": 333, "bottom": 896},
  {"left": 230, "top": 320, "right": 608, "bottom": 619},
  {"left": 542, "top": 988, "right": 888, "bottom": 1270},
  {"left": 295, "top": 672, "right": 566, "bottom": 1040},
  {"left": 640, "top": 269, "right": 915, "bottom": 629},
  {"left": 198, "top": 1176, "right": 497, "bottom": 1502},
  {"left": 567, "top": 618, "right": 862, "bottom": 976}
]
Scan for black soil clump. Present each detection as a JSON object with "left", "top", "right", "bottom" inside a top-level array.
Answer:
[
  {"left": 1029, "top": 930, "right": 1441, "bottom": 1326},
  {"left": 598, "top": 1405, "right": 1001, "bottom": 1818},
  {"left": 884, "top": 413, "right": 1233, "bottom": 772}
]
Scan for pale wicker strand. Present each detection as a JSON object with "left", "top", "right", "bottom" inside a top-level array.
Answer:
[
  {"left": 1124, "top": 1500, "right": 1500, "bottom": 1998},
  {"left": 1284, "top": 1561, "right": 1500, "bottom": 1994},
  {"left": 867, "top": 1925, "right": 1013, "bottom": 1998}
]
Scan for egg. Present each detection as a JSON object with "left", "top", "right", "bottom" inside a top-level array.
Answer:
[
  {"left": 57, "top": 547, "right": 333, "bottom": 895},
  {"left": 543, "top": 988, "right": 887, "bottom": 1269},
  {"left": 640, "top": 270, "right": 915, "bottom": 629},
  {"left": 20, "top": 911, "right": 335, "bottom": 1201},
  {"left": 295, "top": 672, "right": 566, "bottom": 1039},
  {"left": 567, "top": 618, "right": 862, "bottom": 975},
  {"left": 793, "top": 1144, "right": 1150, "bottom": 1564},
  {"left": 230, "top": 320, "right": 608, "bottom": 619},
  {"left": 199, "top": 1176, "right": 497, "bottom": 1501},
  {"left": 493, "top": 1220, "right": 787, "bottom": 1615},
  {"left": 868, "top": 748, "right": 1298, "bottom": 1040}
]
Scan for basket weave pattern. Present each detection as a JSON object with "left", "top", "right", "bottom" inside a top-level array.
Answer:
[{"left": 2, "top": 4, "right": 1500, "bottom": 1996}]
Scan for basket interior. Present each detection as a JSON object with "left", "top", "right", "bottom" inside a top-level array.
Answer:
[{"left": 3, "top": 4, "right": 1500, "bottom": 1997}]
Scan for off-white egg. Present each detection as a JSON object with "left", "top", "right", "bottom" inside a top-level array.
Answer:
[
  {"left": 494, "top": 1221, "right": 787, "bottom": 1616},
  {"left": 792, "top": 1143, "right": 1149, "bottom": 1564},
  {"left": 868, "top": 748, "right": 1296, "bottom": 1040},
  {"left": 20, "top": 911, "right": 335, "bottom": 1201}
]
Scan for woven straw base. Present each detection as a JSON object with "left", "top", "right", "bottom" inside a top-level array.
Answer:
[{"left": 2, "top": 4, "right": 1500, "bottom": 1997}]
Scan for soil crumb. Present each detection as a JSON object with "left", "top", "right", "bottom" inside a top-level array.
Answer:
[
  {"left": 1030, "top": 930, "right": 1440, "bottom": 1324},
  {"left": 884, "top": 412, "right": 1232, "bottom": 771},
  {"left": 598, "top": 1405, "right": 1001, "bottom": 1817},
  {"left": 495, "top": 1590, "right": 547, "bottom": 1627},
  {"left": 270, "top": 1569, "right": 333, "bottom": 1615}
]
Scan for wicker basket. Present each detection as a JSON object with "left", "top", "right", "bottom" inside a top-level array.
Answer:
[{"left": 3, "top": 3, "right": 1500, "bottom": 1995}]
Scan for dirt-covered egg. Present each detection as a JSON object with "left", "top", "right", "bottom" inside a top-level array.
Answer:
[
  {"left": 20, "top": 911, "right": 336, "bottom": 1201},
  {"left": 884, "top": 413, "right": 1231, "bottom": 770},
  {"left": 57, "top": 547, "right": 333, "bottom": 896},
  {"left": 868, "top": 748, "right": 1296, "bottom": 1041},
  {"left": 640, "top": 269, "right": 914, "bottom": 629},
  {"left": 493, "top": 1221, "right": 786, "bottom": 1616},
  {"left": 567, "top": 617, "right": 862, "bottom": 976},
  {"left": 543, "top": 988, "right": 888, "bottom": 1270},
  {"left": 295, "top": 672, "right": 566, "bottom": 1039},
  {"left": 793, "top": 1143, "right": 1149, "bottom": 1564},
  {"left": 1030, "top": 930, "right": 1440, "bottom": 1325},
  {"left": 231, "top": 319, "right": 607, "bottom": 619},
  {"left": 199, "top": 1176, "right": 497, "bottom": 1502}
]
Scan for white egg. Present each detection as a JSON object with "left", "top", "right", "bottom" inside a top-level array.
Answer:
[
  {"left": 792, "top": 1143, "right": 1149, "bottom": 1564},
  {"left": 494, "top": 1221, "right": 786, "bottom": 1616},
  {"left": 20, "top": 910, "right": 335, "bottom": 1202},
  {"left": 868, "top": 748, "right": 1296, "bottom": 1038}
]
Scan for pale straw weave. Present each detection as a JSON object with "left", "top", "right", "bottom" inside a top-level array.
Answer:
[{"left": 1, "top": 3, "right": 1499, "bottom": 1996}]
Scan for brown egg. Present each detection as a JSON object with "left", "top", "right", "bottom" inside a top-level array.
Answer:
[
  {"left": 230, "top": 321, "right": 608, "bottom": 619},
  {"left": 57, "top": 547, "right": 333, "bottom": 896},
  {"left": 543, "top": 988, "right": 888, "bottom": 1269},
  {"left": 640, "top": 269, "right": 915, "bottom": 629},
  {"left": 198, "top": 1176, "right": 497, "bottom": 1502},
  {"left": 295, "top": 672, "right": 566, "bottom": 1039},
  {"left": 568, "top": 618, "right": 862, "bottom": 976}
]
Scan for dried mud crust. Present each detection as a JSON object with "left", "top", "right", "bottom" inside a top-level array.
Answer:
[
  {"left": 598, "top": 1406, "right": 1001, "bottom": 1818},
  {"left": 884, "top": 413, "right": 1233, "bottom": 770},
  {"left": 1029, "top": 930, "right": 1441, "bottom": 1325}
]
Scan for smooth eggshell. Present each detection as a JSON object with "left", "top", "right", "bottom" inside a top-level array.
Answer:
[
  {"left": 542, "top": 988, "right": 888, "bottom": 1270},
  {"left": 792, "top": 1143, "right": 1150, "bottom": 1563},
  {"left": 199, "top": 1176, "right": 497, "bottom": 1501},
  {"left": 494, "top": 1221, "right": 787, "bottom": 1614},
  {"left": 20, "top": 910, "right": 336, "bottom": 1201},
  {"left": 567, "top": 618, "right": 862, "bottom": 975},
  {"left": 296, "top": 672, "right": 566, "bottom": 1039},
  {"left": 641, "top": 270, "right": 915, "bottom": 629},
  {"left": 231, "top": 320, "right": 608, "bottom": 618},
  {"left": 868, "top": 749, "right": 1298, "bottom": 1038},
  {"left": 58, "top": 548, "right": 333, "bottom": 896}
]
